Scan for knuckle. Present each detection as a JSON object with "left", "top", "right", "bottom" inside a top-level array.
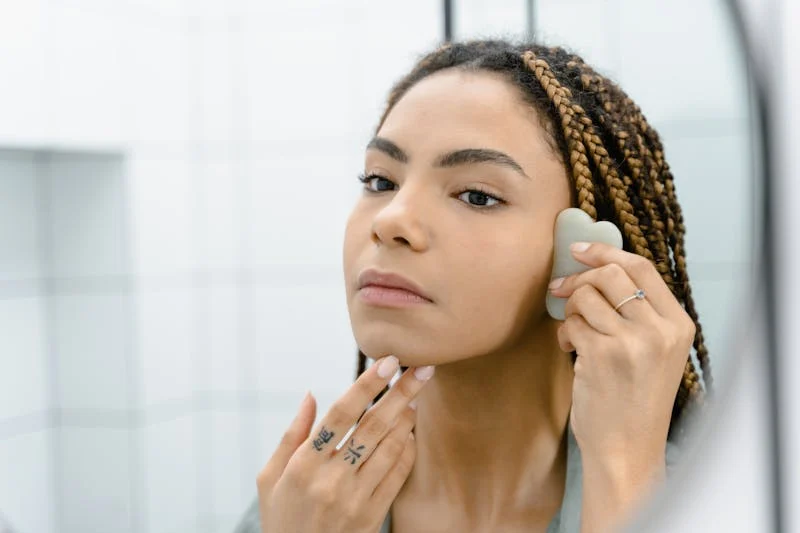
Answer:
[
  {"left": 603, "top": 262, "right": 628, "bottom": 282},
  {"left": 630, "top": 255, "right": 654, "bottom": 276},
  {"left": 381, "top": 436, "right": 406, "bottom": 458},
  {"left": 355, "top": 374, "right": 380, "bottom": 398},
  {"left": 359, "top": 412, "right": 390, "bottom": 439},
  {"left": 327, "top": 400, "right": 356, "bottom": 427},
  {"left": 684, "top": 318, "right": 697, "bottom": 341},
  {"left": 256, "top": 470, "right": 270, "bottom": 490},
  {"left": 393, "top": 377, "right": 417, "bottom": 403},
  {"left": 573, "top": 284, "right": 593, "bottom": 301}
]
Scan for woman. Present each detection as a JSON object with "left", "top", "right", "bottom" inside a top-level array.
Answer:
[{"left": 237, "top": 39, "right": 710, "bottom": 533}]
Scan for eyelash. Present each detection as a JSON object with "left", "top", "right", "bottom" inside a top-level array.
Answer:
[{"left": 356, "top": 173, "right": 507, "bottom": 210}]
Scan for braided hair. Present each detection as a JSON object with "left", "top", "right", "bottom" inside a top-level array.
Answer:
[{"left": 355, "top": 39, "right": 710, "bottom": 434}]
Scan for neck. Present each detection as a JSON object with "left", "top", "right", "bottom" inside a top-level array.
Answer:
[{"left": 397, "top": 320, "right": 574, "bottom": 529}]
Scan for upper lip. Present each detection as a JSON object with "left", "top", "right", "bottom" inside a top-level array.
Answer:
[{"left": 357, "top": 269, "right": 432, "bottom": 301}]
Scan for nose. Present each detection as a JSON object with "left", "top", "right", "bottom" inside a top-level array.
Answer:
[{"left": 370, "top": 185, "right": 430, "bottom": 251}]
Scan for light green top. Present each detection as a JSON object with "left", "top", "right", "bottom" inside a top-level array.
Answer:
[{"left": 233, "top": 425, "right": 679, "bottom": 533}]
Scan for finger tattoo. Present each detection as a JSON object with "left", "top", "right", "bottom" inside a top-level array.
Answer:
[
  {"left": 343, "top": 439, "right": 366, "bottom": 465},
  {"left": 311, "top": 426, "right": 336, "bottom": 452}
]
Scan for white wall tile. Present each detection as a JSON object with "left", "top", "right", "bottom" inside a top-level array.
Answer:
[
  {"left": 191, "top": 27, "right": 235, "bottom": 144},
  {"left": 208, "top": 412, "right": 246, "bottom": 531},
  {"left": 240, "top": 21, "right": 354, "bottom": 143},
  {"left": 534, "top": 0, "right": 622, "bottom": 78},
  {"left": 57, "top": 426, "right": 134, "bottom": 533},
  {"left": 44, "top": 153, "right": 129, "bottom": 278},
  {"left": 0, "top": 297, "right": 48, "bottom": 420},
  {"left": 205, "top": 286, "right": 240, "bottom": 392},
  {"left": 135, "top": 287, "right": 195, "bottom": 407},
  {"left": 251, "top": 284, "right": 354, "bottom": 397},
  {"left": 196, "top": 159, "right": 241, "bottom": 270},
  {"left": 49, "top": 6, "right": 125, "bottom": 147},
  {"left": 662, "top": 132, "right": 753, "bottom": 265},
  {"left": 124, "top": 0, "right": 188, "bottom": 21},
  {"left": 456, "top": 0, "right": 527, "bottom": 41},
  {"left": 142, "top": 415, "right": 197, "bottom": 533},
  {"left": 0, "top": 430, "right": 55, "bottom": 533},
  {"left": 120, "top": 21, "right": 191, "bottom": 144},
  {"left": 245, "top": 152, "right": 358, "bottom": 268},
  {"left": 52, "top": 291, "right": 132, "bottom": 410},
  {"left": 0, "top": 1, "right": 47, "bottom": 144},
  {"left": 344, "top": 0, "right": 442, "bottom": 140},
  {"left": 127, "top": 156, "right": 195, "bottom": 275},
  {"left": 0, "top": 151, "right": 42, "bottom": 282},
  {"left": 616, "top": 0, "right": 749, "bottom": 124},
  {"left": 189, "top": 0, "right": 234, "bottom": 22},
  {"left": 239, "top": 407, "right": 290, "bottom": 504}
]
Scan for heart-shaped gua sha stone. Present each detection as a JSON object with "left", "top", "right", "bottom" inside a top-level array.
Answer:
[{"left": 546, "top": 208, "right": 624, "bottom": 321}]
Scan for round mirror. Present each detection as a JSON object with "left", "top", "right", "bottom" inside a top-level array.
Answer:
[{"left": 0, "top": 1, "right": 760, "bottom": 532}]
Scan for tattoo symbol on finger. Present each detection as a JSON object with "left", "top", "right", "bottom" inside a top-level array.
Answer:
[
  {"left": 312, "top": 426, "right": 336, "bottom": 452},
  {"left": 343, "top": 439, "right": 366, "bottom": 465}
]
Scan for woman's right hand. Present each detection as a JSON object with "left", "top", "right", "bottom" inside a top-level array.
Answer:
[{"left": 257, "top": 355, "right": 435, "bottom": 533}]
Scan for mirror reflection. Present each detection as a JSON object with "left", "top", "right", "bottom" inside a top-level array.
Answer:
[{"left": 0, "top": 1, "right": 757, "bottom": 532}]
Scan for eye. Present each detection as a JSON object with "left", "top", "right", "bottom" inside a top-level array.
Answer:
[
  {"left": 457, "top": 188, "right": 504, "bottom": 209},
  {"left": 357, "top": 173, "right": 396, "bottom": 192}
]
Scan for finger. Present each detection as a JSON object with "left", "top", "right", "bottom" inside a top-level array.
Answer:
[
  {"left": 551, "top": 262, "right": 657, "bottom": 322},
  {"left": 563, "top": 284, "right": 624, "bottom": 334},
  {"left": 370, "top": 431, "right": 416, "bottom": 506},
  {"left": 336, "top": 365, "right": 433, "bottom": 468},
  {"left": 558, "top": 314, "right": 606, "bottom": 355},
  {"left": 258, "top": 392, "right": 317, "bottom": 489},
  {"left": 564, "top": 241, "right": 682, "bottom": 319},
  {"left": 356, "top": 406, "right": 416, "bottom": 486},
  {"left": 301, "top": 355, "right": 401, "bottom": 462}
]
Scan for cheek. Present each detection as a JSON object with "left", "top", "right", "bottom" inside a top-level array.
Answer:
[{"left": 444, "top": 230, "right": 553, "bottom": 343}]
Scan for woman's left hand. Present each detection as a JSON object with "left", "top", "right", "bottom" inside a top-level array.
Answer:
[{"left": 548, "top": 241, "right": 696, "bottom": 529}]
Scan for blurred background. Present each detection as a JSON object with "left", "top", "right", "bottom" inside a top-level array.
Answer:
[{"left": 0, "top": 0, "right": 781, "bottom": 532}]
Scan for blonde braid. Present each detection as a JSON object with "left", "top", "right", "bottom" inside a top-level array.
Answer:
[{"left": 521, "top": 51, "right": 598, "bottom": 219}]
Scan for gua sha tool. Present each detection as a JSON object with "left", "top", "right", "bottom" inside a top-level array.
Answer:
[{"left": 546, "top": 208, "right": 624, "bottom": 321}]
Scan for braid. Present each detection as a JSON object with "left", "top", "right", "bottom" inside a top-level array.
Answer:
[
  {"left": 355, "top": 39, "right": 711, "bottom": 431},
  {"left": 520, "top": 52, "right": 598, "bottom": 219},
  {"left": 532, "top": 51, "right": 707, "bottom": 414},
  {"left": 562, "top": 60, "right": 710, "bottom": 408}
]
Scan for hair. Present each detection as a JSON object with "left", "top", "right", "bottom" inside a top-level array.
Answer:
[{"left": 354, "top": 39, "right": 711, "bottom": 436}]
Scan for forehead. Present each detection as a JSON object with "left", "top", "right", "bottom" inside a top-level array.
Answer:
[{"left": 377, "top": 69, "right": 554, "bottom": 166}]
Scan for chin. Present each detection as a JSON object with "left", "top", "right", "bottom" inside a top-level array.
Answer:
[
  {"left": 356, "top": 334, "right": 429, "bottom": 366},
  {"left": 355, "top": 334, "right": 460, "bottom": 369}
]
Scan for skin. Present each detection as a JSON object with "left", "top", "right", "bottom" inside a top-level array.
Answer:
[
  {"left": 259, "top": 69, "right": 695, "bottom": 533},
  {"left": 343, "top": 69, "right": 575, "bottom": 532}
]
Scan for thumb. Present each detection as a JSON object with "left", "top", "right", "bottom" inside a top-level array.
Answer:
[{"left": 259, "top": 391, "right": 317, "bottom": 488}]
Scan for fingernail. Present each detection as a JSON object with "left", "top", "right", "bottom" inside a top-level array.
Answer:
[
  {"left": 414, "top": 366, "right": 435, "bottom": 381},
  {"left": 377, "top": 355, "right": 400, "bottom": 379},
  {"left": 409, "top": 399, "right": 418, "bottom": 410},
  {"left": 571, "top": 242, "right": 591, "bottom": 253},
  {"left": 548, "top": 277, "right": 565, "bottom": 290}
]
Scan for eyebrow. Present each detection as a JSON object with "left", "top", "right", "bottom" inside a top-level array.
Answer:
[{"left": 366, "top": 136, "right": 531, "bottom": 179}]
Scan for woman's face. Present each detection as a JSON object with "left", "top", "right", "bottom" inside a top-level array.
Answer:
[{"left": 343, "top": 69, "right": 572, "bottom": 367}]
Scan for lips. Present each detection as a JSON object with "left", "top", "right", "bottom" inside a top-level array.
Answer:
[{"left": 357, "top": 269, "right": 432, "bottom": 302}]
